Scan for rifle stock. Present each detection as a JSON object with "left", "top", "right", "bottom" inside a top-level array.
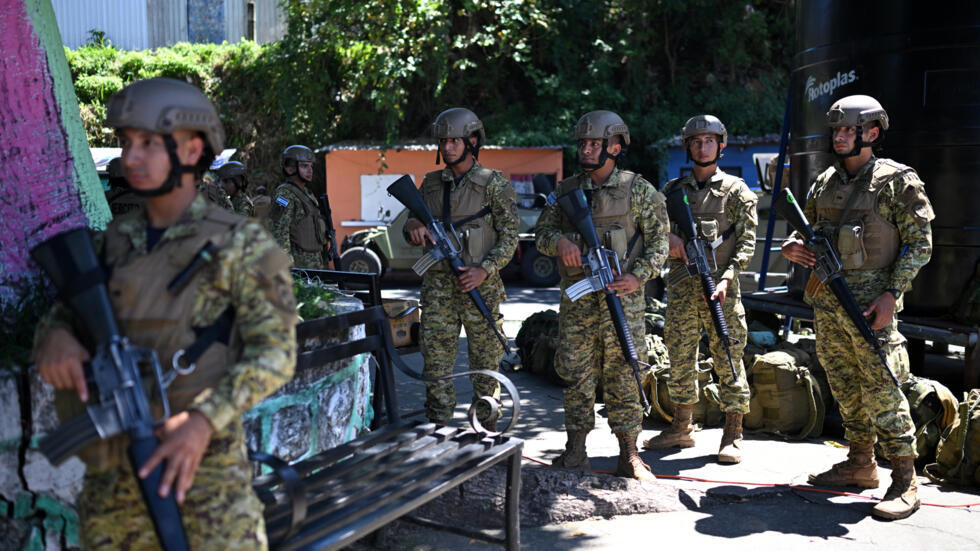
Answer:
[
  {"left": 664, "top": 188, "right": 740, "bottom": 381},
  {"left": 386, "top": 175, "right": 510, "bottom": 354},
  {"left": 31, "top": 229, "right": 189, "bottom": 551},
  {"left": 555, "top": 189, "right": 651, "bottom": 414},
  {"left": 773, "top": 189, "right": 899, "bottom": 386},
  {"left": 318, "top": 192, "right": 340, "bottom": 270}
]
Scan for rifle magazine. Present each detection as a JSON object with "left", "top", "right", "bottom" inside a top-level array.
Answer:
[
  {"left": 566, "top": 278, "right": 598, "bottom": 302},
  {"left": 412, "top": 252, "right": 438, "bottom": 276}
]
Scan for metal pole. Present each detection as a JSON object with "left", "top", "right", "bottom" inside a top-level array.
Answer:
[{"left": 758, "top": 80, "right": 793, "bottom": 291}]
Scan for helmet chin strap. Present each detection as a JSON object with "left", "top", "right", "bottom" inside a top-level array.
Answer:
[
  {"left": 580, "top": 139, "right": 623, "bottom": 171},
  {"left": 438, "top": 139, "right": 480, "bottom": 167},
  {"left": 129, "top": 134, "right": 196, "bottom": 198}
]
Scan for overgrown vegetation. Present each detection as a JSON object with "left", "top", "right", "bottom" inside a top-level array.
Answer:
[
  {"left": 66, "top": 0, "right": 793, "bottom": 186},
  {"left": 294, "top": 278, "right": 340, "bottom": 322}
]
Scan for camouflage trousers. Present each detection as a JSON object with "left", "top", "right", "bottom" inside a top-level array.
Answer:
[
  {"left": 555, "top": 286, "right": 647, "bottom": 434},
  {"left": 420, "top": 270, "right": 505, "bottom": 424},
  {"left": 813, "top": 301, "right": 916, "bottom": 458},
  {"left": 77, "top": 435, "right": 267, "bottom": 550},
  {"left": 289, "top": 247, "right": 326, "bottom": 270},
  {"left": 664, "top": 275, "right": 750, "bottom": 413}
]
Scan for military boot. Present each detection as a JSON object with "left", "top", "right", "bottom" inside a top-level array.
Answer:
[
  {"left": 808, "top": 442, "right": 880, "bottom": 488},
  {"left": 718, "top": 412, "right": 744, "bottom": 464},
  {"left": 643, "top": 404, "right": 695, "bottom": 449},
  {"left": 615, "top": 432, "right": 657, "bottom": 482},
  {"left": 872, "top": 456, "right": 920, "bottom": 520},
  {"left": 551, "top": 429, "right": 590, "bottom": 471}
]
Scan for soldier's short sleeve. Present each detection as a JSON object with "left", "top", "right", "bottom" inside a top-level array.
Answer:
[{"left": 897, "top": 172, "right": 935, "bottom": 226}]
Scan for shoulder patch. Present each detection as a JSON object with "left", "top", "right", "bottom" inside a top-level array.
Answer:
[{"left": 276, "top": 196, "right": 290, "bottom": 207}]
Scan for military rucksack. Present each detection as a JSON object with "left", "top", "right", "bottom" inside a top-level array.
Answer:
[
  {"left": 515, "top": 309, "right": 561, "bottom": 384},
  {"left": 924, "top": 389, "right": 980, "bottom": 487},
  {"left": 644, "top": 356, "right": 724, "bottom": 427},
  {"left": 743, "top": 351, "right": 825, "bottom": 439},
  {"left": 899, "top": 375, "right": 959, "bottom": 468}
]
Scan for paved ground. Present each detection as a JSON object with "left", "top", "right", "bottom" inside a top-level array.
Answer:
[{"left": 364, "top": 276, "right": 980, "bottom": 550}]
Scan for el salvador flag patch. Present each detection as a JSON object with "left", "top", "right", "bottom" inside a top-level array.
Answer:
[{"left": 276, "top": 196, "right": 290, "bottom": 207}]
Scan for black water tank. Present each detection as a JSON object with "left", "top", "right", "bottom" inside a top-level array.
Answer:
[{"left": 789, "top": 0, "right": 980, "bottom": 316}]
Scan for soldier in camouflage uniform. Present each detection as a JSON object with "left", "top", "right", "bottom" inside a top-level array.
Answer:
[
  {"left": 405, "top": 108, "right": 518, "bottom": 427},
  {"left": 782, "top": 95, "right": 933, "bottom": 520},
  {"left": 643, "top": 115, "right": 756, "bottom": 464},
  {"left": 269, "top": 145, "right": 331, "bottom": 269},
  {"left": 535, "top": 111, "right": 669, "bottom": 482},
  {"left": 104, "top": 156, "right": 146, "bottom": 217},
  {"left": 218, "top": 160, "right": 257, "bottom": 218},
  {"left": 33, "top": 78, "right": 297, "bottom": 549},
  {"left": 199, "top": 169, "right": 236, "bottom": 211}
]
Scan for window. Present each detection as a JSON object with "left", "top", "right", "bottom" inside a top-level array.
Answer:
[{"left": 247, "top": 2, "right": 256, "bottom": 41}]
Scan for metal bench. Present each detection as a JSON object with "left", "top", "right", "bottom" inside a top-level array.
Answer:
[{"left": 250, "top": 306, "right": 523, "bottom": 551}]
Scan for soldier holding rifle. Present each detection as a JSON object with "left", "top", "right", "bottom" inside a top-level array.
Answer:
[
  {"left": 781, "top": 95, "right": 933, "bottom": 520},
  {"left": 535, "top": 111, "right": 668, "bottom": 481},
  {"left": 33, "top": 78, "right": 297, "bottom": 548},
  {"left": 404, "top": 108, "right": 519, "bottom": 428},
  {"left": 644, "top": 115, "right": 756, "bottom": 464}
]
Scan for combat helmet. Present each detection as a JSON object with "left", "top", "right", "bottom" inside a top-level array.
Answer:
[
  {"left": 105, "top": 77, "right": 224, "bottom": 197},
  {"left": 681, "top": 114, "right": 727, "bottom": 166},
  {"left": 432, "top": 107, "right": 485, "bottom": 165},
  {"left": 217, "top": 160, "right": 247, "bottom": 192},
  {"left": 573, "top": 110, "right": 629, "bottom": 170},
  {"left": 281, "top": 145, "right": 315, "bottom": 182},
  {"left": 826, "top": 95, "right": 888, "bottom": 156}
]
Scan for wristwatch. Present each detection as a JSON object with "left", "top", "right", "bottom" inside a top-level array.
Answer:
[{"left": 886, "top": 288, "right": 902, "bottom": 300}]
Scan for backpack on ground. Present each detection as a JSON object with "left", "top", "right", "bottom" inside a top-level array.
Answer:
[
  {"left": 924, "top": 389, "right": 980, "bottom": 486},
  {"left": 901, "top": 375, "right": 959, "bottom": 468},
  {"left": 514, "top": 309, "right": 561, "bottom": 384},
  {"left": 644, "top": 356, "right": 724, "bottom": 427},
  {"left": 743, "top": 351, "right": 825, "bottom": 439}
]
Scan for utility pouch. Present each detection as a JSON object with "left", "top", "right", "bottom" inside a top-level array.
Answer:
[
  {"left": 698, "top": 218, "right": 719, "bottom": 243},
  {"left": 837, "top": 223, "right": 867, "bottom": 270},
  {"left": 460, "top": 224, "right": 484, "bottom": 265},
  {"left": 598, "top": 223, "right": 628, "bottom": 259}
]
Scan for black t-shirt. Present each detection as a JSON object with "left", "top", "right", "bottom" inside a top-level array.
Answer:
[{"left": 146, "top": 226, "right": 166, "bottom": 251}]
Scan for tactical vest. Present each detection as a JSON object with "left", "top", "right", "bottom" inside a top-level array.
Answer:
[
  {"left": 105, "top": 188, "right": 145, "bottom": 218},
  {"left": 420, "top": 165, "right": 499, "bottom": 269},
  {"left": 813, "top": 159, "right": 904, "bottom": 270},
  {"left": 66, "top": 204, "right": 246, "bottom": 470},
  {"left": 276, "top": 181, "right": 328, "bottom": 252},
  {"left": 663, "top": 171, "right": 740, "bottom": 273},
  {"left": 556, "top": 171, "right": 642, "bottom": 281}
]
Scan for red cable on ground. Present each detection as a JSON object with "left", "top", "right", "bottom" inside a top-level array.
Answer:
[{"left": 521, "top": 455, "right": 980, "bottom": 509}]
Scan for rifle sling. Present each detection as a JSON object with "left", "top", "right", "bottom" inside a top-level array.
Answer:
[
  {"left": 442, "top": 180, "right": 490, "bottom": 228},
  {"left": 180, "top": 306, "right": 236, "bottom": 368}
]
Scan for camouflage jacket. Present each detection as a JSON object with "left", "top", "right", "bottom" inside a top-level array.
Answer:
[
  {"left": 793, "top": 156, "right": 934, "bottom": 310},
  {"left": 535, "top": 167, "right": 669, "bottom": 285}
]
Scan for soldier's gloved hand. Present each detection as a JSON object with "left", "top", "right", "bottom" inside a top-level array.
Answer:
[
  {"left": 36, "top": 328, "right": 91, "bottom": 402},
  {"left": 556, "top": 237, "right": 582, "bottom": 267},
  {"left": 710, "top": 278, "right": 730, "bottom": 305},
  {"left": 139, "top": 410, "right": 214, "bottom": 504},
  {"left": 781, "top": 239, "right": 817, "bottom": 267},
  {"left": 405, "top": 219, "right": 434, "bottom": 246},
  {"left": 668, "top": 233, "right": 688, "bottom": 263},
  {"left": 607, "top": 273, "right": 641, "bottom": 297},
  {"left": 863, "top": 292, "right": 897, "bottom": 331},
  {"left": 457, "top": 266, "right": 488, "bottom": 293}
]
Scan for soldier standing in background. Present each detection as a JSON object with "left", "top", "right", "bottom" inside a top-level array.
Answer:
[
  {"left": 268, "top": 145, "right": 331, "bottom": 268},
  {"left": 644, "top": 115, "right": 756, "bottom": 464},
  {"left": 217, "top": 160, "right": 257, "bottom": 218},
  {"left": 535, "top": 110, "right": 669, "bottom": 481},
  {"left": 405, "top": 108, "right": 518, "bottom": 428},
  {"left": 782, "top": 95, "right": 934, "bottom": 520},
  {"left": 33, "top": 77, "right": 297, "bottom": 548}
]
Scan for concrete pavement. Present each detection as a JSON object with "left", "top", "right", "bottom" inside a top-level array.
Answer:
[{"left": 368, "top": 279, "right": 980, "bottom": 550}]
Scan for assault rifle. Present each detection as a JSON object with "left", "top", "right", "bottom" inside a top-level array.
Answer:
[
  {"left": 318, "top": 192, "right": 340, "bottom": 270},
  {"left": 31, "top": 229, "right": 189, "bottom": 551},
  {"left": 386, "top": 175, "right": 510, "bottom": 353},
  {"left": 665, "top": 188, "right": 740, "bottom": 381},
  {"left": 773, "top": 188, "right": 899, "bottom": 386},
  {"left": 556, "top": 188, "right": 651, "bottom": 414}
]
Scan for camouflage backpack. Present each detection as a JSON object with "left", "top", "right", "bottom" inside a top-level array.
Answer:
[
  {"left": 900, "top": 375, "right": 959, "bottom": 467},
  {"left": 743, "top": 351, "right": 825, "bottom": 439},
  {"left": 515, "top": 309, "right": 561, "bottom": 383},
  {"left": 924, "top": 389, "right": 980, "bottom": 486},
  {"left": 644, "top": 354, "right": 724, "bottom": 427}
]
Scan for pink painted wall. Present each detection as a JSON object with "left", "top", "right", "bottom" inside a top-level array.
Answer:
[{"left": 0, "top": 0, "right": 106, "bottom": 302}]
